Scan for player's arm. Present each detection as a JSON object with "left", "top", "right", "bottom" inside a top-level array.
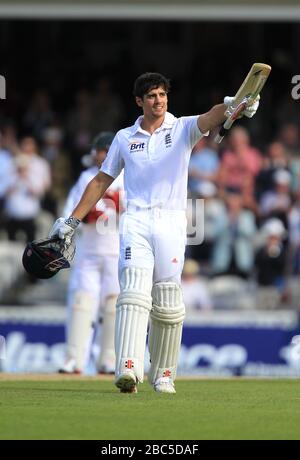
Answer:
[
  {"left": 71, "top": 171, "right": 113, "bottom": 220},
  {"left": 198, "top": 93, "right": 260, "bottom": 135},
  {"left": 197, "top": 104, "right": 228, "bottom": 134},
  {"left": 49, "top": 171, "right": 114, "bottom": 241}
]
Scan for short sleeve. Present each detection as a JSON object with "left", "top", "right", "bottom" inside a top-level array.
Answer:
[
  {"left": 180, "top": 116, "right": 209, "bottom": 150},
  {"left": 100, "top": 132, "right": 124, "bottom": 179}
]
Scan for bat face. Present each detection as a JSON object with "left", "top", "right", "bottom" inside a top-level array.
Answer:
[{"left": 234, "top": 63, "right": 271, "bottom": 106}]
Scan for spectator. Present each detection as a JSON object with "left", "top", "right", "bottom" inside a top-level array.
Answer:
[
  {"left": 255, "top": 141, "right": 290, "bottom": 199},
  {"left": 187, "top": 181, "right": 224, "bottom": 266},
  {"left": 0, "top": 132, "right": 14, "bottom": 233},
  {"left": 188, "top": 137, "right": 219, "bottom": 194},
  {"left": 288, "top": 188, "right": 300, "bottom": 274},
  {"left": 66, "top": 88, "right": 93, "bottom": 179},
  {"left": 0, "top": 123, "right": 19, "bottom": 156},
  {"left": 41, "top": 125, "right": 72, "bottom": 214},
  {"left": 259, "top": 169, "right": 292, "bottom": 227},
  {"left": 218, "top": 126, "right": 262, "bottom": 193},
  {"left": 23, "top": 89, "right": 55, "bottom": 142},
  {"left": 240, "top": 173, "right": 259, "bottom": 216},
  {"left": 278, "top": 123, "right": 300, "bottom": 158},
  {"left": 18, "top": 136, "right": 51, "bottom": 195},
  {"left": 255, "top": 218, "right": 288, "bottom": 298},
  {"left": 90, "top": 77, "right": 124, "bottom": 136},
  {"left": 4, "top": 154, "right": 46, "bottom": 242},
  {"left": 211, "top": 189, "right": 257, "bottom": 278},
  {"left": 278, "top": 124, "right": 300, "bottom": 192},
  {"left": 181, "top": 259, "right": 213, "bottom": 312}
]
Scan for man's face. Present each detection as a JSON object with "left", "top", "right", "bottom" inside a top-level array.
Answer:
[
  {"left": 136, "top": 86, "right": 168, "bottom": 119},
  {"left": 20, "top": 137, "right": 37, "bottom": 155}
]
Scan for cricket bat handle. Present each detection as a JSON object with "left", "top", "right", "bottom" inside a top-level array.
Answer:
[{"left": 214, "top": 119, "right": 233, "bottom": 143}]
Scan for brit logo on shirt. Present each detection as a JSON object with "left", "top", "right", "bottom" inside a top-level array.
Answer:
[
  {"left": 130, "top": 141, "right": 145, "bottom": 152},
  {"left": 165, "top": 133, "right": 172, "bottom": 148}
]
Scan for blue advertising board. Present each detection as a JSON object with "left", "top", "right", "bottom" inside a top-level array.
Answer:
[{"left": 1, "top": 311, "right": 300, "bottom": 376}]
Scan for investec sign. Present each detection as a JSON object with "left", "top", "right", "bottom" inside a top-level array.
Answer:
[{"left": 0, "top": 75, "right": 6, "bottom": 99}]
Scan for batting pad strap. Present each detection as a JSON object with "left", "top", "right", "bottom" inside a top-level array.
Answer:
[
  {"left": 150, "top": 307, "right": 185, "bottom": 324},
  {"left": 117, "top": 291, "right": 152, "bottom": 312}
]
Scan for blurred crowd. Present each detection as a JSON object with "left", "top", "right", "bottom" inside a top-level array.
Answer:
[
  {"left": 1, "top": 83, "right": 300, "bottom": 311},
  {"left": 185, "top": 122, "right": 300, "bottom": 311},
  {"left": 0, "top": 79, "right": 124, "bottom": 239}
]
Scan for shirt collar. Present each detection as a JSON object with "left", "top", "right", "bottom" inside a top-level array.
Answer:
[{"left": 132, "top": 112, "right": 176, "bottom": 135}]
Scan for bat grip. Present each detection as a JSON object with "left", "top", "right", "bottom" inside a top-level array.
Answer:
[{"left": 214, "top": 119, "right": 234, "bottom": 143}]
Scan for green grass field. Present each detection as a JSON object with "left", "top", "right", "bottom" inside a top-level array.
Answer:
[{"left": 1, "top": 376, "right": 300, "bottom": 440}]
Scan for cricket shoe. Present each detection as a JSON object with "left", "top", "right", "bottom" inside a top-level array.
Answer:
[
  {"left": 115, "top": 371, "right": 138, "bottom": 394},
  {"left": 97, "top": 362, "right": 115, "bottom": 375},
  {"left": 98, "top": 367, "right": 115, "bottom": 376},
  {"left": 58, "top": 358, "right": 81, "bottom": 375},
  {"left": 153, "top": 377, "right": 176, "bottom": 394}
]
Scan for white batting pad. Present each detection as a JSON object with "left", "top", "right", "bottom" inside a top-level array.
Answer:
[
  {"left": 67, "top": 291, "right": 94, "bottom": 371},
  {"left": 115, "top": 267, "right": 152, "bottom": 383},
  {"left": 148, "top": 282, "right": 185, "bottom": 384},
  {"left": 95, "top": 295, "right": 117, "bottom": 373}
]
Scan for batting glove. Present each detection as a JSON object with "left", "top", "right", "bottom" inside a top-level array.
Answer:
[
  {"left": 224, "top": 94, "right": 260, "bottom": 119},
  {"left": 49, "top": 216, "right": 81, "bottom": 244}
]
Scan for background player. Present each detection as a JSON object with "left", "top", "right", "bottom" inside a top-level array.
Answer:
[{"left": 59, "top": 132, "right": 123, "bottom": 374}]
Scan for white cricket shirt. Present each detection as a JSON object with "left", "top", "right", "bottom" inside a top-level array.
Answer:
[{"left": 100, "top": 112, "right": 206, "bottom": 210}]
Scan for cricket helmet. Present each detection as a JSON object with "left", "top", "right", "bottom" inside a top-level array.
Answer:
[
  {"left": 22, "top": 237, "right": 75, "bottom": 279},
  {"left": 92, "top": 131, "right": 115, "bottom": 151},
  {"left": 82, "top": 131, "right": 115, "bottom": 168}
]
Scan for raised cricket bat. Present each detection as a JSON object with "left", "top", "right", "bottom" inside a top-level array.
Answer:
[{"left": 214, "top": 63, "right": 271, "bottom": 143}]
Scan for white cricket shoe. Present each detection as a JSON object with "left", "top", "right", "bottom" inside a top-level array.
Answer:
[
  {"left": 153, "top": 377, "right": 176, "bottom": 394},
  {"left": 115, "top": 371, "right": 138, "bottom": 393},
  {"left": 58, "top": 358, "right": 81, "bottom": 374},
  {"left": 97, "top": 365, "right": 115, "bottom": 375},
  {"left": 97, "top": 360, "right": 115, "bottom": 375}
]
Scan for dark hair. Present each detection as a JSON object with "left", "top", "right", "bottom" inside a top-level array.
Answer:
[{"left": 133, "top": 72, "right": 171, "bottom": 99}]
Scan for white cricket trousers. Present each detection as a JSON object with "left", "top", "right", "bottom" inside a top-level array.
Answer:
[
  {"left": 118, "top": 207, "right": 187, "bottom": 283},
  {"left": 68, "top": 253, "right": 119, "bottom": 317}
]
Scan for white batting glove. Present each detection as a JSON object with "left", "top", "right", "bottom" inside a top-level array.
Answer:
[
  {"left": 224, "top": 94, "right": 260, "bottom": 119},
  {"left": 49, "top": 217, "right": 81, "bottom": 244}
]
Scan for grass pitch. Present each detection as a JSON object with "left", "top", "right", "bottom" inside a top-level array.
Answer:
[{"left": 1, "top": 375, "right": 300, "bottom": 440}]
